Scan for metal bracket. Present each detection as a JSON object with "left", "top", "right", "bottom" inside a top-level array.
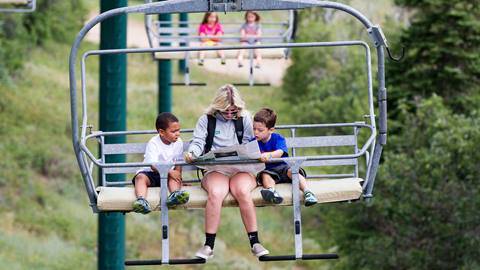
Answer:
[
  {"left": 209, "top": 0, "right": 241, "bottom": 12},
  {"left": 152, "top": 163, "right": 174, "bottom": 264},
  {"left": 379, "top": 87, "right": 387, "bottom": 101},
  {"left": 367, "top": 25, "right": 388, "bottom": 48},
  {"left": 284, "top": 158, "right": 306, "bottom": 259}
]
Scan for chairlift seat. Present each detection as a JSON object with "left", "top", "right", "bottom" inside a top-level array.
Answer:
[
  {"left": 154, "top": 48, "right": 285, "bottom": 60},
  {"left": 96, "top": 178, "right": 363, "bottom": 211}
]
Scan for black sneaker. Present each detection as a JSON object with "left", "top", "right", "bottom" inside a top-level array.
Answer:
[{"left": 261, "top": 188, "right": 283, "bottom": 204}]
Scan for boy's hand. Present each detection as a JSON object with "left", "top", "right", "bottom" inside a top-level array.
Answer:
[
  {"left": 260, "top": 153, "right": 272, "bottom": 163},
  {"left": 184, "top": 152, "right": 195, "bottom": 164},
  {"left": 168, "top": 169, "right": 182, "bottom": 183}
]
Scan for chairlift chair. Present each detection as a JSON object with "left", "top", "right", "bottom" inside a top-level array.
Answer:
[
  {"left": 0, "top": 0, "right": 35, "bottom": 13},
  {"left": 144, "top": 0, "right": 297, "bottom": 87},
  {"left": 69, "top": 0, "right": 393, "bottom": 266}
]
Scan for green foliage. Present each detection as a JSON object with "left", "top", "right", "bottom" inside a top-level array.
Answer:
[
  {"left": 0, "top": 0, "right": 87, "bottom": 80},
  {"left": 388, "top": 0, "right": 480, "bottom": 115},
  {"left": 283, "top": 1, "right": 480, "bottom": 269},
  {"left": 328, "top": 97, "right": 480, "bottom": 269}
]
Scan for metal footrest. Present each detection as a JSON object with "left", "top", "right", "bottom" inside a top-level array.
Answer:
[
  {"left": 259, "top": 253, "right": 339, "bottom": 261},
  {"left": 125, "top": 258, "right": 206, "bottom": 266},
  {"left": 232, "top": 83, "right": 271, "bottom": 87},
  {"left": 169, "top": 82, "right": 207, "bottom": 86}
]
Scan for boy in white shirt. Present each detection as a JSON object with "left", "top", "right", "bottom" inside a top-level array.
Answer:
[{"left": 132, "top": 112, "right": 189, "bottom": 214}]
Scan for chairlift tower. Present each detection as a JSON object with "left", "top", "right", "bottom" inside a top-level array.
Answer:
[{"left": 98, "top": 1, "right": 128, "bottom": 269}]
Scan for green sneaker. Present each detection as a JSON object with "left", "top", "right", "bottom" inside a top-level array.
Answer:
[
  {"left": 132, "top": 197, "right": 151, "bottom": 214},
  {"left": 166, "top": 190, "right": 190, "bottom": 207},
  {"left": 304, "top": 191, "right": 318, "bottom": 207}
]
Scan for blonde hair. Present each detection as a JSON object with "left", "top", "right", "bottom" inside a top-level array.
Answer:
[{"left": 206, "top": 84, "right": 246, "bottom": 116}]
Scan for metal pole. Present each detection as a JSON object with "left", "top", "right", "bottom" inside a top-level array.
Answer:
[
  {"left": 178, "top": 12, "right": 188, "bottom": 73},
  {"left": 98, "top": 1, "right": 127, "bottom": 269},
  {"left": 158, "top": 0, "right": 172, "bottom": 113}
]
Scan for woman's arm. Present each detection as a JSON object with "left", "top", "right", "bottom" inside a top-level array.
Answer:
[
  {"left": 187, "top": 115, "right": 209, "bottom": 158},
  {"left": 242, "top": 113, "right": 255, "bottom": 144}
]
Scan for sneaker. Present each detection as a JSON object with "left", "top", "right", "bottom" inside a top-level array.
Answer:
[
  {"left": 195, "top": 245, "right": 214, "bottom": 260},
  {"left": 251, "top": 243, "right": 269, "bottom": 257},
  {"left": 261, "top": 188, "right": 283, "bottom": 204},
  {"left": 255, "top": 64, "right": 261, "bottom": 69},
  {"left": 132, "top": 197, "right": 151, "bottom": 214},
  {"left": 198, "top": 59, "right": 204, "bottom": 66},
  {"left": 166, "top": 190, "right": 190, "bottom": 207},
  {"left": 304, "top": 190, "right": 318, "bottom": 207},
  {"left": 238, "top": 62, "right": 243, "bottom": 68},
  {"left": 221, "top": 58, "right": 226, "bottom": 65}
]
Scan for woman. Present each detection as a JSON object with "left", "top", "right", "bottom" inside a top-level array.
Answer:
[{"left": 185, "top": 84, "right": 269, "bottom": 259}]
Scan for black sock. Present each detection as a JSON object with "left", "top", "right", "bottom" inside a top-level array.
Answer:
[
  {"left": 205, "top": 233, "right": 216, "bottom": 249},
  {"left": 247, "top": 231, "right": 259, "bottom": 247}
]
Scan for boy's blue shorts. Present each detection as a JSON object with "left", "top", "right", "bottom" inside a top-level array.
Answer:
[
  {"left": 132, "top": 171, "right": 161, "bottom": 187},
  {"left": 256, "top": 164, "right": 307, "bottom": 185}
]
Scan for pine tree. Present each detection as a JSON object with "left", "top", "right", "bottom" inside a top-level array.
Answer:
[{"left": 388, "top": 0, "right": 480, "bottom": 115}]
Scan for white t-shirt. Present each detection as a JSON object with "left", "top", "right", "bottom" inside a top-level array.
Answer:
[{"left": 138, "top": 135, "right": 184, "bottom": 173}]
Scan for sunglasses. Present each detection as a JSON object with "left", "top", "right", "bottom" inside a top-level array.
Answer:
[{"left": 220, "top": 108, "right": 239, "bottom": 117}]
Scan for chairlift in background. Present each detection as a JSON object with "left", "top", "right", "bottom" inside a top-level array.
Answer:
[{"left": 144, "top": 0, "right": 297, "bottom": 87}]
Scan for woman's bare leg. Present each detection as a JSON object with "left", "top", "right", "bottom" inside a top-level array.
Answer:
[
  {"left": 202, "top": 172, "right": 230, "bottom": 233},
  {"left": 229, "top": 172, "right": 258, "bottom": 232}
]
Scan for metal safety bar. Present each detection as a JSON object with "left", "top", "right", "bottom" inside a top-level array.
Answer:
[
  {"left": 81, "top": 122, "right": 375, "bottom": 168},
  {"left": 93, "top": 123, "right": 367, "bottom": 186}
]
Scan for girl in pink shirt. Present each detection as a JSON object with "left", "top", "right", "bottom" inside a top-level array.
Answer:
[{"left": 198, "top": 12, "right": 226, "bottom": 65}]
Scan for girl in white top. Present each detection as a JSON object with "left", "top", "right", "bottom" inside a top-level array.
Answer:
[
  {"left": 185, "top": 84, "right": 270, "bottom": 259},
  {"left": 132, "top": 113, "right": 189, "bottom": 214}
]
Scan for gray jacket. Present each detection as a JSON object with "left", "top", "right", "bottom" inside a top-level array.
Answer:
[{"left": 188, "top": 113, "right": 254, "bottom": 157}]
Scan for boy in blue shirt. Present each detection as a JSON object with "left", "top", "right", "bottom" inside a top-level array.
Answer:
[{"left": 253, "top": 108, "right": 318, "bottom": 206}]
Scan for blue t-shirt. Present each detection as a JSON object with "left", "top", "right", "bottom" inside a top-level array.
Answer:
[{"left": 253, "top": 133, "right": 289, "bottom": 170}]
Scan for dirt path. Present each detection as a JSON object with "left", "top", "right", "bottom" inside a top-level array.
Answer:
[{"left": 85, "top": 12, "right": 289, "bottom": 86}]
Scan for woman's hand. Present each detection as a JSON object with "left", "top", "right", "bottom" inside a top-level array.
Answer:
[
  {"left": 259, "top": 152, "right": 272, "bottom": 162},
  {"left": 184, "top": 152, "right": 195, "bottom": 164}
]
